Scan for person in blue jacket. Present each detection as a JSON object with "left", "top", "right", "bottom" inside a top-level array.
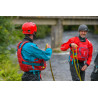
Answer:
[{"left": 17, "top": 22, "right": 52, "bottom": 81}]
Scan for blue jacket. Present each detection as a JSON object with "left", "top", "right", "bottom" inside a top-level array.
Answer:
[
  {"left": 17, "top": 36, "right": 52, "bottom": 80},
  {"left": 17, "top": 36, "right": 52, "bottom": 71},
  {"left": 19, "top": 42, "right": 52, "bottom": 62}
]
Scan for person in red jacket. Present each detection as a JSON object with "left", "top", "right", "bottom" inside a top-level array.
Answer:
[{"left": 60, "top": 24, "right": 93, "bottom": 81}]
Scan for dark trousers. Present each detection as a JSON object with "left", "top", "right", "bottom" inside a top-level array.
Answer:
[
  {"left": 91, "top": 66, "right": 98, "bottom": 81},
  {"left": 91, "top": 53, "right": 98, "bottom": 81},
  {"left": 22, "top": 71, "right": 41, "bottom": 81},
  {"left": 69, "top": 61, "right": 85, "bottom": 81}
]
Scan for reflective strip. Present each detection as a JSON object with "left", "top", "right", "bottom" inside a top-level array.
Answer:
[
  {"left": 29, "top": 70, "right": 39, "bottom": 72},
  {"left": 22, "top": 61, "right": 41, "bottom": 66}
]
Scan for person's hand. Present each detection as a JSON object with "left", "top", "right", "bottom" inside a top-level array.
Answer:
[
  {"left": 81, "top": 65, "right": 88, "bottom": 71},
  {"left": 71, "top": 43, "right": 78, "bottom": 48},
  {"left": 47, "top": 44, "right": 51, "bottom": 48}
]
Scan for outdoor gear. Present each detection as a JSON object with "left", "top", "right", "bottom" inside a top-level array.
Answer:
[
  {"left": 61, "top": 36, "right": 93, "bottom": 66},
  {"left": 61, "top": 30, "right": 93, "bottom": 81},
  {"left": 72, "top": 47, "right": 82, "bottom": 81},
  {"left": 21, "top": 35, "right": 52, "bottom": 62},
  {"left": 23, "top": 36, "right": 33, "bottom": 42},
  {"left": 71, "top": 38, "right": 89, "bottom": 61},
  {"left": 22, "top": 22, "right": 37, "bottom": 35},
  {"left": 17, "top": 41, "right": 46, "bottom": 72},
  {"left": 78, "top": 24, "right": 88, "bottom": 32},
  {"left": 17, "top": 22, "right": 52, "bottom": 81},
  {"left": 45, "top": 43, "right": 55, "bottom": 81}
]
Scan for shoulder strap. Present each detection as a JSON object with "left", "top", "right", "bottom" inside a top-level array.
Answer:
[
  {"left": 21, "top": 41, "right": 29, "bottom": 48},
  {"left": 17, "top": 41, "right": 29, "bottom": 50},
  {"left": 17, "top": 41, "right": 22, "bottom": 49}
]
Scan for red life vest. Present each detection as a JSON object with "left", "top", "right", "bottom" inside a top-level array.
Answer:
[
  {"left": 70, "top": 37, "right": 89, "bottom": 61},
  {"left": 17, "top": 41, "right": 46, "bottom": 72}
]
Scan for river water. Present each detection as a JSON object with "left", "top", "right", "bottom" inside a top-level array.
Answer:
[
  {"left": 34, "top": 31, "right": 98, "bottom": 81},
  {"left": 14, "top": 31, "right": 98, "bottom": 81}
]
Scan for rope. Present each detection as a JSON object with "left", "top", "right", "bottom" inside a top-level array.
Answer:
[
  {"left": 45, "top": 43, "right": 55, "bottom": 81},
  {"left": 76, "top": 47, "right": 81, "bottom": 76},
  {"left": 72, "top": 47, "right": 82, "bottom": 81}
]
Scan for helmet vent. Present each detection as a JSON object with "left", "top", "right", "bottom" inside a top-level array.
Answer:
[{"left": 28, "top": 30, "right": 31, "bottom": 32}]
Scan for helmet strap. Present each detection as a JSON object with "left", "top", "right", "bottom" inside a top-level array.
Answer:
[{"left": 24, "top": 35, "right": 33, "bottom": 42}]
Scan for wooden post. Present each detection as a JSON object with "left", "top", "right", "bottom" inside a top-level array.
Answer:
[{"left": 51, "top": 19, "right": 63, "bottom": 49}]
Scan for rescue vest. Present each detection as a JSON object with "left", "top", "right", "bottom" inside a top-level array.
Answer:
[
  {"left": 70, "top": 37, "right": 89, "bottom": 61},
  {"left": 17, "top": 41, "right": 46, "bottom": 72}
]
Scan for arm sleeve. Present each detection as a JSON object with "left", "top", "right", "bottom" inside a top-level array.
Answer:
[
  {"left": 86, "top": 43, "right": 93, "bottom": 66},
  {"left": 24, "top": 44, "right": 52, "bottom": 61},
  {"left": 60, "top": 39, "right": 72, "bottom": 51}
]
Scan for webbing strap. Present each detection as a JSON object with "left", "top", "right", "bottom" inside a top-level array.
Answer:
[{"left": 22, "top": 61, "right": 41, "bottom": 66}]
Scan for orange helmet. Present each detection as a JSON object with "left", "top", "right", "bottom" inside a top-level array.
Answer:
[{"left": 22, "top": 22, "right": 37, "bottom": 35}]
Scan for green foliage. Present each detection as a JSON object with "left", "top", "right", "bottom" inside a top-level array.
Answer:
[
  {"left": 0, "top": 16, "right": 23, "bottom": 81},
  {"left": 94, "top": 31, "right": 98, "bottom": 34},
  {"left": 88, "top": 25, "right": 94, "bottom": 31},
  {"left": 93, "top": 25, "right": 98, "bottom": 34},
  {"left": 11, "top": 30, "right": 24, "bottom": 44},
  {"left": 71, "top": 25, "right": 78, "bottom": 31},
  {"left": 0, "top": 54, "right": 23, "bottom": 81},
  {"left": 9, "top": 48, "right": 16, "bottom": 54},
  {"left": 63, "top": 25, "right": 95, "bottom": 32},
  {"left": 0, "top": 16, "right": 14, "bottom": 53},
  {"left": 36, "top": 25, "right": 51, "bottom": 39},
  {"left": 63, "top": 25, "right": 78, "bottom": 31}
]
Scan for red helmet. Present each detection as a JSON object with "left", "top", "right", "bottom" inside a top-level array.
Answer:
[{"left": 22, "top": 22, "right": 37, "bottom": 35}]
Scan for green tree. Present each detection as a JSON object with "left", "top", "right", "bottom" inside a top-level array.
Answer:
[
  {"left": 0, "top": 16, "right": 23, "bottom": 81},
  {"left": 0, "top": 16, "right": 14, "bottom": 54}
]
